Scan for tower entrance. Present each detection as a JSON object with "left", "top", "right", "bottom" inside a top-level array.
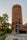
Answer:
[{"left": 15, "top": 20, "right": 19, "bottom": 34}]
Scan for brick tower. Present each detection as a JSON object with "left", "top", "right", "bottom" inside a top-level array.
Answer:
[{"left": 12, "top": 4, "right": 22, "bottom": 34}]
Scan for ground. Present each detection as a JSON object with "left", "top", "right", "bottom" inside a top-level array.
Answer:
[{"left": 5, "top": 34, "right": 27, "bottom": 40}]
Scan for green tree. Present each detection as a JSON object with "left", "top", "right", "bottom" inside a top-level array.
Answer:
[
  {"left": 2, "top": 13, "right": 8, "bottom": 23},
  {"left": 2, "top": 13, "right": 9, "bottom": 33},
  {"left": 0, "top": 13, "right": 8, "bottom": 27},
  {"left": 0, "top": 16, "right": 3, "bottom": 23},
  {"left": 0, "top": 16, "right": 3, "bottom": 30},
  {"left": 2, "top": 13, "right": 8, "bottom": 28}
]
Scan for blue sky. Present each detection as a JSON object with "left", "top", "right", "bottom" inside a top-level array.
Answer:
[{"left": 0, "top": 0, "right": 27, "bottom": 24}]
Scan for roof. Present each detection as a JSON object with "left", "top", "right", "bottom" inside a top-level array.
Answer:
[{"left": 12, "top": 4, "right": 21, "bottom": 8}]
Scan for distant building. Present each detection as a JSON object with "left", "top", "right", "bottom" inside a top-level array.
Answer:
[
  {"left": 12, "top": 4, "right": 23, "bottom": 33},
  {"left": 12, "top": 4, "right": 27, "bottom": 33}
]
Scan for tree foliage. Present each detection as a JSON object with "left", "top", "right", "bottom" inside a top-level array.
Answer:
[
  {"left": 0, "top": 13, "right": 12, "bottom": 33},
  {"left": 2, "top": 13, "right": 8, "bottom": 23},
  {"left": 0, "top": 13, "right": 8, "bottom": 29},
  {"left": 0, "top": 16, "right": 3, "bottom": 23}
]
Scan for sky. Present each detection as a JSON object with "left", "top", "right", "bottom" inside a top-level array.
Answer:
[{"left": 0, "top": 0, "right": 27, "bottom": 24}]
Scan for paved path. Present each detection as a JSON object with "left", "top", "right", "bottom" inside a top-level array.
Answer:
[{"left": 5, "top": 34, "right": 27, "bottom": 40}]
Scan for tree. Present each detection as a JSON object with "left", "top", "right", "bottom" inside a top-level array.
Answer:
[
  {"left": 2, "top": 13, "right": 9, "bottom": 30},
  {"left": 0, "top": 13, "right": 12, "bottom": 33},
  {"left": 2, "top": 13, "right": 8, "bottom": 23},
  {"left": 0, "top": 13, "right": 9, "bottom": 31},
  {"left": 0, "top": 13, "right": 8, "bottom": 27},
  {"left": 0, "top": 16, "right": 3, "bottom": 23},
  {"left": 0, "top": 13, "right": 9, "bottom": 33},
  {"left": 0, "top": 16, "right": 3, "bottom": 29}
]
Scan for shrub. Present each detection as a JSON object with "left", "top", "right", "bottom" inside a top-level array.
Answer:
[{"left": 7, "top": 28, "right": 12, "bottom": 33}]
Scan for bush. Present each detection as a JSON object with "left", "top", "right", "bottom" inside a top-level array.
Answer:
[
  {"left": 7, "top": 28, "right": 12, "bottom": 33},
  {"left": 0, "top": 35, "right": 6, "bottom": 40},
  {"left": 3, "top": 29, "right": 7, "bottom": 34},
  {"left": 0, "top": 31, "right": 5, "bottom": 36},
  {"left": 9, "top": 29, "right": 12, "bottom": 33}
]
